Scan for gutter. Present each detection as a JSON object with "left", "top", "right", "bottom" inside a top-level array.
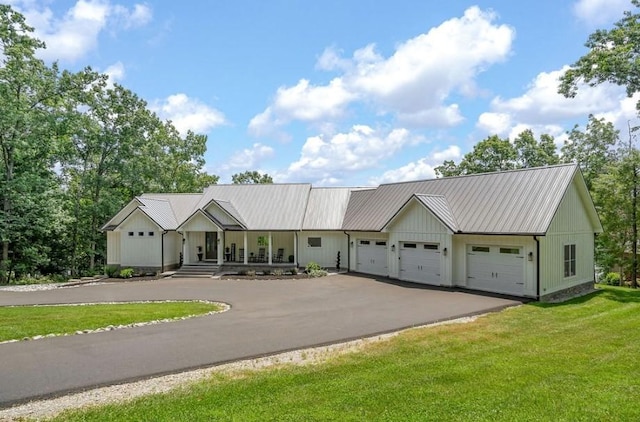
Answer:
[
  {"left": 534, "top": 235, "right": 540, "bottom": 300},
  {"left": 343, "top": 230, "right": 350, "bottom": 271}
]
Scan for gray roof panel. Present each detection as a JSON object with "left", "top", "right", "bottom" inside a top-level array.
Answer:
[
  {"left": 138, "top": 198, "right": 178, "bottom": 230},
  {"left": 302, "top": 188, "right": 353, "bottom": 230},
  {"left": 343, "top": 164, "right": 579, "bottom": 234},
  {"left": 414, "top": 194, "right": 459, "bottom": 232}
]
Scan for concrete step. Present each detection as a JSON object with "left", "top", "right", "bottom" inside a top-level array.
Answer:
[{"left": 171, "top": 264, "right": 220, "bottom": 278}]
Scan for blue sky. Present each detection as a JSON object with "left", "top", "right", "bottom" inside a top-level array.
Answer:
[{"left": 7, "top": 0, "right": 638, "bottom": 186}]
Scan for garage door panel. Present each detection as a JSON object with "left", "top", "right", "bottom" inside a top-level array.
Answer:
[
  {"left": 400, "top": 242, "right": 441, "bottom": 285},
  {"left": 467, "top": 245, "right": 524, "bottom": 296},
  {"left": 357, "top": 240, "right": 388, "bottom": 276}
]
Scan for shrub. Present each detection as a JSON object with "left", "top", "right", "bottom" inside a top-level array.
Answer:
[
  {"left": 105, "top": 265, "right": 119, "bottom": 278},
  {"left": 272, "top": 269, "right": 284, "bottom": 276},
  {"left": 119, "top": 268, "right": 134, "bottom": 279},
  {"left": 263, "top": 269, "right": 273, "bottom": 276},
  {"left": 308, "top": 269, "right": 328, "bottom": 278},
  {"left": 245, "top": 269, "right": 256, "bottom": 277},
  {"left": 12, "top": 275, "right": 56, "bottom": 285},
  {"left": 289, "top": 268, "right": 298, "bottom": 275},
  {"left": 602, "top": 272, "right": 621, "bottom": 286},
  {"left": 305, "top": 261, "right": 322, "bottom": 273}
]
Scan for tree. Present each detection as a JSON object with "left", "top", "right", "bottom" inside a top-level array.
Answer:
[
  {"left": 231, "top": 171, "right": 273, "bottom": 184},
  {"left": 561, "top": 115, "right": 619, "bottom": 190},
  {"left": 559, "top": 0, "right": 640, "bottom": 112},
  {"left": 513, "top": 130, "right": 560, "bottom": 168}
]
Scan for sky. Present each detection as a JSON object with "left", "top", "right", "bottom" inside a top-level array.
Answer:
[{"left": 5, "top": 0, "right": 639, "bottom": 186}]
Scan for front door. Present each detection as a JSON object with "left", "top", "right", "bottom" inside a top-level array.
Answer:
[{"left": 205, "top": 232, "right": 217, "bottom": 260}]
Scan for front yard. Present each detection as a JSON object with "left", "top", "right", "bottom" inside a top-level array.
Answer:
[{"left": 50, "top": 286, "right": 640, "bottom": 421}]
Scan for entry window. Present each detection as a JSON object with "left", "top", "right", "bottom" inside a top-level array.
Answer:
[
  {"left": 564, "top": 244, "right": 576, "bottom": 277},
  {"left": 148, "top": 231, "right": 154, "bottom": 237},
  {"left": 308, "top": 237, "right": 322, "bottom": 247},
  {"left": 138, "top": 232, "right": 144, "bottom": 237},
  {"left": 472, "top": 246, "right": 490, "bottom": 253},
  {"left": 424, "top": 244, "right": 439, "bottom": 250},
  {"left": 500, "top": 247, "right": 520, "bottom": 254},
  {"left": 375, "top": 241, "right": 387, "bottom": 246},
  {"left": 359, "top": 240, "right": 370, "bottom": 245},
  {"left": 258, "top": 236, "right": 269, "bottom": 247},
  {"left": 128, "top": 231, "right": 134, "bottom": 237},
  {"left": 403, "top": 243, "right": 417, "bottom": 248}
]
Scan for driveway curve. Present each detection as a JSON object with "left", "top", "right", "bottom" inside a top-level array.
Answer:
[{"left": 0, "top": 274, "right": 521, "bottom": 407}]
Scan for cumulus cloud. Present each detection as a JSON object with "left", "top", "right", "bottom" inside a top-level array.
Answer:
[
  {"left": 370, "top": 145, "right": 462, "bottom": 185},
  {"left": 249, "top": 6, "right": 514, "bottom": 137},
  {"left": 278, "top": 125, "right": 421, "bottom": 185},
  {"left": 151, "top": 93, "right": 226, "bottom": 136},
  {"left": 103, "top": 61, "right": 125, "bottom": 85},
  {"left": 222, "top": 143, "right": 275, "bottom": 172},
  {"left": 476, "top": 66, "right": 638, "bottom": 140},
  {"left": 573, "top": 0, "right": 629, "bottom": 26},
  {"left": 10, "top": 0, "right": 152, "bottom": 62}
]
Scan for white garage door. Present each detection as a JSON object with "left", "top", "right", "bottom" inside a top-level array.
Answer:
[
  {"left": 467, "top": 245, "right": 524, "bottom": 296},
  {"left": 399, "top": 242, "right": 441, "bottom": 285},
  {"left": 357, "top": 240, "right": 388, "bottom": 276}
]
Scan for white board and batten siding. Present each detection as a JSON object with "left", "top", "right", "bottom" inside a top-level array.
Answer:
[
  {"left": 298, "top": 231, "right": 348, "bottom": 269},
  {"left": 384, "top": 200, "right": 453, "bottom": 286},
  {"left": 107, "top": 231, "right": 121, "bottom": 265},
  {"left": 539, "top": 179, "right": 597, "bottom": 296},
  {"left": 163, "top": 231, "right": 182, "bottom": 268},
  {"left": 118, "top": 209, "right": 162, "bottom": 267},
  {"left": 452, "top": 235, "right": 537, "bottom": 297}
]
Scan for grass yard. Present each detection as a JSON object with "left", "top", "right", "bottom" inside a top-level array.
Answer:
[
  {"left": 51, "top": 286, "right": 640, "bottom": 421},
  {"left": 0, "top": 301, "right": 222, "bottom": 342}
]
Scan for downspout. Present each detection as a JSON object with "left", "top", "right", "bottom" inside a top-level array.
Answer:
[
  {"left": 534, "top": 235, "right": 540, "bottom": 300},
  {"left": 343, "top": 231, "right": 350, "bottom": 272},
  {"left": 161, "top": 231, "right": 168, "bottom": 273},
  {"left": 295, "top": 231, "right": 299, "bottom": 268}
]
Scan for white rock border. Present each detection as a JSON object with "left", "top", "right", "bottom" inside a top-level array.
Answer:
[
  {"left": 0, "top": 300, "right": 230, "bottom": 345},
  {"left": 0, "top": 315, "right": 481, "bottom": 421}
]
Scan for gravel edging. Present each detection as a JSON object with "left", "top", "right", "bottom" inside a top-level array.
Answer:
[
  {"left": 0, "top": 300, "right": 230, "bottom": 345},
  {"left": 0, "top": 315, "right": 479, "bottom": 421}
]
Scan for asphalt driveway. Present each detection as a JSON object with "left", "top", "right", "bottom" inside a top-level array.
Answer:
[{"left": 0, "top": 274, "right": 522, "bottom": 407}]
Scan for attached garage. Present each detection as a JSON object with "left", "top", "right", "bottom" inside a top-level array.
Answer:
[
  {"left": 356, "top": 239, "right": 388, "bottom": 276},
  {"left": 466, "top": 245, "right": 525, "bottom": 296},
  {"left": 399, "top": 242, "right": 441, "bottom": 285}
]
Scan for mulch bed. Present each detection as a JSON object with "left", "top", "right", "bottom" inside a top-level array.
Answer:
[{"left": 220, "top": 274, "right": 311, "bottom": 280}]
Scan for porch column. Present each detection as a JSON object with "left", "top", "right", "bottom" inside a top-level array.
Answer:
[
  {"left": 183, "top": 232, "right": 189, "bottom": 264},
  {"left": 294, "top": 232, "right": 298, "bottom": 267},
  {"left": 243, "top": 232, "right": 248, "bottom": 265},
  {"left": 217, "top": 229, "right": 223, "bottom": 263},
  {"left": 268, "top": 232, "right": 273, "bottom": 265}
]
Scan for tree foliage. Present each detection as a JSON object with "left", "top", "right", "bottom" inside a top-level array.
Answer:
[{"left": 231, "top": 171, "right": 273, "bottom": 184}]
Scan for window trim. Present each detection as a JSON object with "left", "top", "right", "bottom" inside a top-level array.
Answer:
[{"left": 564, "top": 244, "right": 576, "bottom": 278}]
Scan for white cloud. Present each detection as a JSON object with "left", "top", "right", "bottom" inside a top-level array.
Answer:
[
  {"left": 250, "top": 6, "right": 514, "bottom": 136},
  {"left": 279, "top": 125, "right": 420, "bottom": 185},
  {"left": 476, "top": 66, "right": 638, "bottom": 139},
  {"left": 573, "top": 0, "right": 629, "bottom": 26},
  {"left": 103, "top": 61, "right": 125, "bottom": 85},
  {"left": 370, "top": 145, "right": 462, "bottom": 185},
  {"left": 151, "top": 94, "right": 226, "bottom": 136},
  {"left": 10, "top": 0, "right": 152, "bottom": 62},
  {"left": 223, "top": 143, "right": 275, "bottom": 172}
]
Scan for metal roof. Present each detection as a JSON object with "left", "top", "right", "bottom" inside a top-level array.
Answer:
[
  {"left": 302, "top": 188, "right": 353, "bottom": 230},
  {"left": 414, "top": 194, "right": 459, "bottom": 232},
  {"left": 137, "top": 198, "right": 178, "bottom": 230},
  {"left": 343, "top": 164, "right": 583, "bottom": 235},
  {"left": 213, "top": 199, "right": 247, "bottom": 229}
]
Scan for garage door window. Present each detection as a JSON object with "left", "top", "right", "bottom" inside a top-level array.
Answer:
[
  {"left": 471, "top": 246, "right": 490, "bottom": 253},
  {"left": 500, "top": 247, "right": 520, "bottom": 254},
  {"left": 424, "top": 244, "right": 439, "bottom": 250},
  {"left": 359, "top": 240, "right": 370, "bottom": 245},
  {"left": 403, "top": 243, "right": 417, "bottom": 248},
  {"left": 375, "top": 241, "right": 387, "bottom": 246},
  {"left": 564, "top": 244, "right": 576, "bottom": 277}
]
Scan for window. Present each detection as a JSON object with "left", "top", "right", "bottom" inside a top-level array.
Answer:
[
  {"left": 148, "top": 231, "right": 155, "bottom": 236},
  {"left": 424, "top": 244, "right": 439, "bottom": 250},
  {"left": 403, "top": 243, "right": 417, "bottom": 248},
  {"left": 500, "top": 247, "right": 520, "bottom": 255},
  {"left": 128, "top": 231, "right": 134, "bottom": 237},
  {"left": 138, "top": 232, "right": 144, "bottom": 237},
  {"left": 375, "top": 241, "right": 387, "bottom": 246},
  {"left": 258, "top": 236, "right": 269, "bottom": 247},
  {"left": 308, "top": 237, "right": 322, "bottom": 247},
  {"left": 359, "top": 240, "right": 370, "bottom": 245},
  {"left": 472, "top": 246, "right": 490, "bottom": 253},
  {"left": 564, "top": 244, "right": 576, "bottom": 277}
]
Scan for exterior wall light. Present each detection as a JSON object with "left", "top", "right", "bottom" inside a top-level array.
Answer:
[
  {"left": 443, "top": 247, "right": 448, "bottom": 256},
  {"left": 528, "top": 251, "right": 533, "bottom": 261},
  {"left": 391, "top": 244, "right": 396, "bottom": 252}
]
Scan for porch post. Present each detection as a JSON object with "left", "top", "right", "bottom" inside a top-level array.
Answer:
[
  {"left": 243, "top": 231, "right": 248, "bottom": 265},
  {"left": 294, "top": 232, "right": 298, "bottom": 267},
  {"left": 183, "top": 232, "right": 190, "bottom": 264},
  {"left": 268, "top": 231, "right": 273, "bottom": 265},
  {"left": 217, "top": 229, "right": 223, "bottom": 263}
]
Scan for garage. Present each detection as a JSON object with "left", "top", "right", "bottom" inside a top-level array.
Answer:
[
  {"left": 356, "top": 239, "right": 388, "bottom": 276},
  {"left": 399, "top": 242, "right": 441, "bottom": 285},
  {"left": 466, "top": 245, "right": 525, "bottom": 296}
]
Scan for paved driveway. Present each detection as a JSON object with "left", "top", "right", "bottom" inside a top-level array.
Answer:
[{"left": 0, "top": 274, "right": 521, "bottom": 406}]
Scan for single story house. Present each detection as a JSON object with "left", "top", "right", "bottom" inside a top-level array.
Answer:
[{"left": 102, "top": 163, "right": 602, "bottom": 300}]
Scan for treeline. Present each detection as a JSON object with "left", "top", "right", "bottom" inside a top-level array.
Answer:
[{"left": 0, "top": 6, "right": 220, "bottom": 281}]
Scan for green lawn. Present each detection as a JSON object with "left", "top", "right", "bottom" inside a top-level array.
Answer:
[
  {"left": 50, "top": 286, "right": 640, "bottom": 421},
  {"left": 0, "top": 301, "right": 222, "bottom": 342}
]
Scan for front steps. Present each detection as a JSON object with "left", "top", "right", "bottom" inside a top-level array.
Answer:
[{"left": 172, "top": 262, "right": 220, "bottom": 278}]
